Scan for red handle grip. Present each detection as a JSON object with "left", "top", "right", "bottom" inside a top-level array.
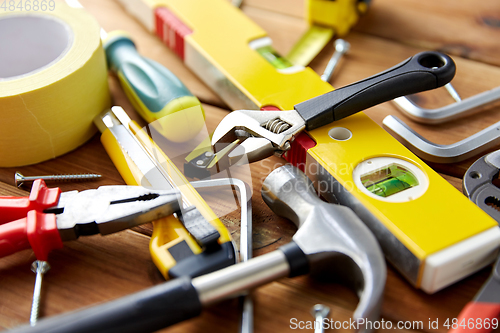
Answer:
[
  {"left": 0, "top": 179, "right": 60, "bottom": 224},
  {"left": 0, "top": 211, "right": 63, "bottom": 260},
  {"left": 0, "top": 218, "right": 31, "bottom": 257},
  {"left": 449, "top": 302, "right": 500, "bottom": 333}
]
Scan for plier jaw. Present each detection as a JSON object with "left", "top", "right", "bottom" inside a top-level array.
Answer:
[{"left": 51, "top": 185, "right": 182, "bottom": 241}]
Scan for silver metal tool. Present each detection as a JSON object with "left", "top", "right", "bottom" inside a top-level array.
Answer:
[
  {"left": 321, "top": 39, "right": 350, "bottom": 82},
  {"left": 29, "top": 260, "right": 50, "bottom": 326},
  {"left": 49, "top": 186, "right": 181, "bottom": 241},
  {"left": 9, "top": 166, "right": 386, "bottom": 333},
  {"left": 444, "top": 83, "right": 462, "bottom": 103},
  {"left": 207, "top": 51, "right": 455, "bottom": 170},
  {"left": 311, "top": 304, "right": 330, "bottom": 333},
  {"left": 261, "top": 165, "right": 386, "bottom": 332},
  {"left": 393, "top": 85, "right": 500, "bottom": 124},
  {"left": 463, "top": 149, "right": 500, "bottom": 223},
  {"left": 15, "top": 172, "right": 101, "bottom": 188},
  {"left": 232, "top": 0, "right": 243, "bottom": 7},
  {"left": 382, "top": 115, "right": 500, "bottom": 163},
  {"left": 191, "top": 178, "right": 253, "bottom": 333}
]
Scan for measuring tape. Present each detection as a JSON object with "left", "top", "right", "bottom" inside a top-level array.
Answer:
[
  {"left": 287, "top": 0, "right": 369, "bottom": 67},
  {"left": 0, "top": 3, "right": 110, "bottom": 167}
]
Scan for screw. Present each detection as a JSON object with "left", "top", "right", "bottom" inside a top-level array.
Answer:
[
  {"left": 15, "top": 172, "right": 102, "bottom": 188},
  {"left": 310, "top": 304, "right": 330, "bottom": 333},
  {"left": 444, "top": 83, "right": 462, "bottom": 102},
  {"left": 320, "top": 39, "right": 350, "bottom": 82},
  {"left": 30, "top": 260, "right": 51, "bottom": 326},
  {"left": 196, "top": 160, "right": 205, "bottom": 166}
]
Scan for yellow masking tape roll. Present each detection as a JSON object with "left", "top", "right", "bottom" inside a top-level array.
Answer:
[{"left": 0, "top": 3, "right": 110, "bottom": 167}]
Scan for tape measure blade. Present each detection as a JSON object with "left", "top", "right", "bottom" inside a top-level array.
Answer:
[{"left": 286, "top": 25, "right": 334, "bottom": 67}]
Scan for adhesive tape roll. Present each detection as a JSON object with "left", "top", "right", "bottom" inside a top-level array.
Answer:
[{"left": 0, "top": 3, "right": 110, "bottom": 167}]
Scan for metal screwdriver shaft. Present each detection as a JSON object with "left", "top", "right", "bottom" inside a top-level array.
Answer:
[
  {"left": 311, "top": 304, "right": 330, "bottom": 333},
  {"left": 320, "top": 39, "right": 350, "bottom": 82},
  {"left": 30, "top": 260, "right": 51, "bottom": 326},
  {"left": 15, "top": 172, "right": 101, "bottom": 188}
]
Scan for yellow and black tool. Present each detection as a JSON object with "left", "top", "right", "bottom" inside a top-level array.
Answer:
[
  {"left": 94, "top": 107, "right": 235, "bottom": 279},
  {"left": 287, "top": 0, "right": 369, "bottom": 66},
  {"left": 64, "top": 2, "right": 232, "bottom": 278}
]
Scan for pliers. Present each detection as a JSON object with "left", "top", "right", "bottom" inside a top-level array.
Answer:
[
  {"left": 0, "top": 179, "right": 181, "bottom": 261},
  {"left": 184, "top": 51, "right": 456, "bottom": 178},
  {"left": 449, "top": 254, "right": 500, "bottom": 333}
]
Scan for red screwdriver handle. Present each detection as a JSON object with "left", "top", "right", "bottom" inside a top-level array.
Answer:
[
  {"left": 0, "top": 179, "right": 61, "bottom": 224},
  {"left": 449, "top": 302, "right": 500, "bottom": 333},
  {"left": 0, "top": 211, "right": 63, "bottom": 261}
]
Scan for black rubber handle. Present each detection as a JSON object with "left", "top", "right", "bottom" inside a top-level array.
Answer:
[
  {"left": 9, "top": 276, "right": 202, "bottom": 333},
  {"left": 294, "top": 51, "right": 456, "bottom": 131}
]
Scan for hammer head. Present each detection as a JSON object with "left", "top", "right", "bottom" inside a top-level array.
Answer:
[{"left": 262, "top": 165, "right": 386, "bottom": 333}]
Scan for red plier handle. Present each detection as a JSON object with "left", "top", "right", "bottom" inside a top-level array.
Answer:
[
  {"left": 0, "top": 180, "right": 61, "bottom": 223},
  {"left": 449, "top": 302, "right": 500, "bottom": 333},
  {"left": 0, "top": 180, "right": 64, "bottom": 261}
]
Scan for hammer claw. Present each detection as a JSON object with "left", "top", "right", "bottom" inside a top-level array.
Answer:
[{"left": 262, "top": 165, "right": 386, "bottom": 333}]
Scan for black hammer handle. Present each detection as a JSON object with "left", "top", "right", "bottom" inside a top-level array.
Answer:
[
  {"left": 10, "top": 276, "right": 202, "bottom": 333},
  {"left": 294, "top": 51, "right": 456, "bottom": 131}
]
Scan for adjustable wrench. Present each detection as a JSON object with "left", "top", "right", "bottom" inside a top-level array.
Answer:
[
  {"left": 9, "top": 166, "right": 386, "bottom": 333},
  {"left": 207, "top": 51, "right": 455, "bottom": 169}
]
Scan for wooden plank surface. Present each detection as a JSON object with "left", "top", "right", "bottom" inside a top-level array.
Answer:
[{"left": 1, "top": 0, "right": 500, "bottom": 332}]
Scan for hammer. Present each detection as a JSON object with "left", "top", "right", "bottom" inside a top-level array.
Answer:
[{"left": 9, "top": 166, "right": 386, "bottom": 333}]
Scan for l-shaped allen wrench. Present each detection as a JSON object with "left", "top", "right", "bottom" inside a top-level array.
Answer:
[
  {"left": 392, "top": 85, "right": 500, "bottom": 124},
  {"left": 383, "top": 115, "right": 500, "bottom": 163},
  {"left": 384, "top": 85, "right": 500, "bottom": 163}
]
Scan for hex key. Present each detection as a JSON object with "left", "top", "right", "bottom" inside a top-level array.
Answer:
[
  {"left": 382, "top": 115, "right": 500, "bottom": 163},
  {"left": 392, "top": 86, "right": 500, "bottom": 124}
]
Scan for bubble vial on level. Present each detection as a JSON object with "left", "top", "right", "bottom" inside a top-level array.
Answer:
[{"left": 361, "top": 164, "right": 419, "bottom": 198}]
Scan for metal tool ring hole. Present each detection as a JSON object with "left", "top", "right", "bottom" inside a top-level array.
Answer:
[
  {"left": 418, "top": 54, "right": 445, "bottom": 69},
  {"left": 469, "top": 171, "right": 482, "bottom": 179},
  {"left": 328, "top": 127, "right": 352, "bottom": 141}
]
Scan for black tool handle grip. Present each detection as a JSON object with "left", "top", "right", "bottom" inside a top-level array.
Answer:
[
  {"left": 10, "top": 276, "right": 202, "bottom": 333},
  {"left": 294, "top": 51, "right": 456, "bottom": 131}
]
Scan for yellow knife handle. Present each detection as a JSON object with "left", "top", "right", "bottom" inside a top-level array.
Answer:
[
  {"left": 127, "top": 120, "right": 232, "bottom": 245},
  {"left": 100, "top": 128, "right": 204, "bottom": 277}
]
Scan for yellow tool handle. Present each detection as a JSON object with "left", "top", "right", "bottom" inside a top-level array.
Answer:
[
  {"left": 99, "top": 112, "right": 232, "bottom": 278},
  {"left": 100, "top": 127, "right": 203, "bottom": 276}
]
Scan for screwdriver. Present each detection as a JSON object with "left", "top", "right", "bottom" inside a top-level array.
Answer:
[{"left": 66, "top": 0, "right": 206, "bottom": 143}]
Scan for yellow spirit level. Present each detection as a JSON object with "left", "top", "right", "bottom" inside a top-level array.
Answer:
[{"left": 117, "top": 0, "right": 500, "bottom": 293}]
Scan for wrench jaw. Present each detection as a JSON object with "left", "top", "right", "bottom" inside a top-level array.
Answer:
[
  {"left": 210, "top": 109, "right": 305, "bottom": 162},
  {"left": 186, "top": 109, "right": 305, "bottom": 178}
]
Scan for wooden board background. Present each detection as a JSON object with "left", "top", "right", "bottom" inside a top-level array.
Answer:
[{"left": 1, "top": 0, "right": 500, "bottom": 332}]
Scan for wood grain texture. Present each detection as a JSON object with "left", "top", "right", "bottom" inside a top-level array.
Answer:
[
  {"left": 354, "top": 0, "right": 500, "bottom": 67},
  {"left": 1, "top": 0, "right": 499, "bottom": 332}
]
